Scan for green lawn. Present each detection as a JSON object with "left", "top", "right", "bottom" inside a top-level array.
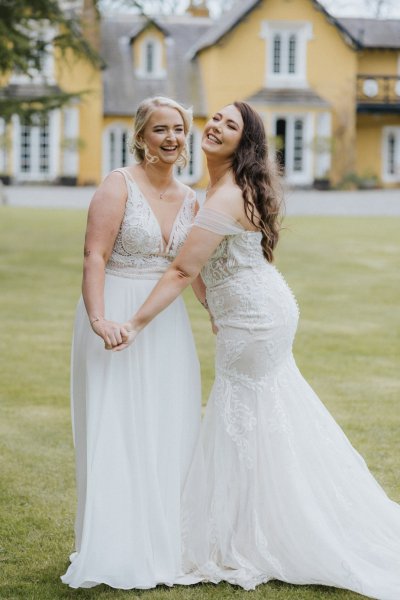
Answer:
[{"left": 0, "top": 207, "right": 399, "bottom": 600}]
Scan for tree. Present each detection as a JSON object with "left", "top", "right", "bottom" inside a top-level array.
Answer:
[{"left": 0, "top": 0, "right": 103, "bottom": 122}]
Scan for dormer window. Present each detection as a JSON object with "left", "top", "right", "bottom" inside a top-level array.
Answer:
[
  {"left": 145, "top": 40, "right": 155, "bottom": 74},
  {"left": 261, "top": 21, "right": 312, "bottom": 88},
  {"left": 136, "top": 35, "right": 166, "bottom": 79}
]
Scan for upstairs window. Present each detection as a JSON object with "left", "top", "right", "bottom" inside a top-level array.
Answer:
[
  {"left": 261, "top": 21, "right": 312, "bottom": 88},
  {"left": 273, "top": 32, "right": 298, "bottom": 76},
  {"left": 137, "top": 35, "right": 165, "bottom": 79},
  {"left": 11, "top": 26, "right": 55, "bottom": 84},
  {"left": 145, "top": 40, "right": 155, "bottom": 75}
]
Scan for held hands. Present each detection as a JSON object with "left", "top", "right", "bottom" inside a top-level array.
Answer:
[
  {"left": 110, "top": 322, "right": 139, "bottom": 352},
  {"left": 90, "top": 318, "right": 138, "bottom": 351}
]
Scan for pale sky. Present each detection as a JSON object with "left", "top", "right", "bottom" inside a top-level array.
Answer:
[
  {"left": 100, "top": 0, "right": 400, "bottom": 20},
  {"left": 208, "top": 0, "right": 400, "bottom": 19}
]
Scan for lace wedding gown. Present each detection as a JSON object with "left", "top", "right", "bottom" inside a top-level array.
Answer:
[
  {"left": 61, "top": 169, "right": 201, "bottom": 589},
  {"left": 180, "top": 207, "right": 400, "bottom": 599}
]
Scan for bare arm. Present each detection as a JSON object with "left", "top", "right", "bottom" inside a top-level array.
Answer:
[
  {"left": 113, "top": 225, "right": 224, "bottom": 350},
  {"left": 191, "top": 274, "right": 207, "bottom": 307},
  {"left": 189, "top": 198, "right": 208, "bottom": 306},
  {"left": 82, "top": 171, "right": 129, "bottom": 347}
]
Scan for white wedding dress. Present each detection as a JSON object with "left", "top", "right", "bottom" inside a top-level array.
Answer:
[
  {"left": 61, "top": 169, "right": 201, "bottom": 589},
  {"left": 179, "top": 207, "right": 400, "bottom": 600}
]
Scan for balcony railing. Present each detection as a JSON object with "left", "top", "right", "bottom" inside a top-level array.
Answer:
[{"left": 357, "top": 75, "right": 400, "bottom": 111}]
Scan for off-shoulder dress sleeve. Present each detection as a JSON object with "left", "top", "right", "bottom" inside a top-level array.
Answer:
[{"left": 193, "top": 206, "right": 245, "bottom": 236}]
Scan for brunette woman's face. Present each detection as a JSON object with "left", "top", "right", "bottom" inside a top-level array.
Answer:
[
  {"left": 202, "top": 104, "right": 243, "bottom": 159},
  {"left": 141, "top": 106, "right": 186, "bottom": 164}
]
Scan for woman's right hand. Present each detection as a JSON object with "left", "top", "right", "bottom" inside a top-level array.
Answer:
[
  {"left": 211, "top": 319, "right": 219, "bottom": 335},
  {"left": 90, "top": 318, "right": 129, "bottom": 349}
]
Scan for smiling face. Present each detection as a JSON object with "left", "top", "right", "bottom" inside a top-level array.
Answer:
[
  {"left": 141, "top": 106, "right": 186, "bottom": 164},
  {"left": 202, "top": 104, "right": 244, "bottom": 161}
]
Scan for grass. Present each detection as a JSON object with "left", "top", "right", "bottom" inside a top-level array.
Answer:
[{"left": 0, "top": 207, "right": 399, "bottom": 600}]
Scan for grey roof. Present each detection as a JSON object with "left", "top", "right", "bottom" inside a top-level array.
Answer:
[
  {"left": 246, "top": 87, "right": 330, "bottom": 107},
  {"left": 338, "top": 18, "right": 400, "bottom": 49},
  {"left": 187, "top": 0, "right": 368, "bottom": 57},
  {"left": 101, "top": 15, "right": 211, "bottom": 117},
  {"left": 188, "top": 0, "right": 262, "bottom": 58}
]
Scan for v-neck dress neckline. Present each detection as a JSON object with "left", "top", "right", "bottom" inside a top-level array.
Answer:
[{"left": 123, "top": 169, "right": 189, "bottom": 254}]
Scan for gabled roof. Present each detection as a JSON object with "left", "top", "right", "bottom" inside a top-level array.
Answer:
[
  {"left": 187, "top": 0, "right": 368, "bottom": 58},
  {"left": 338, "top": 18, "right": 400, "bottom": 49},
  {"left": 127, "top": 17, "right": 169, "bottom": 43},
  {"left": 101, "top": 15, "right": 211, "bottom": 116}
]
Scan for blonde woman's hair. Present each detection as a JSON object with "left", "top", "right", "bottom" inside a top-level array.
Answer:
[{"left": 129, "top": 96, "right": 193, "bottom": 167}]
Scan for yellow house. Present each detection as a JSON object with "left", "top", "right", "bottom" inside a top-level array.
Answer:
[{"left": 0, "top": 0, "right": 399, "bottom": 188}]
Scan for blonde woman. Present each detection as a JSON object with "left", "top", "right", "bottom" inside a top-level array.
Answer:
[{"left": 61, "top": 97, "right": 204, "bottom": 589}]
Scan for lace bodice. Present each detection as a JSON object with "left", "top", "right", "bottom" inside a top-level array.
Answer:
[
  {"left": 106, "top": 169, "right": 197, "bottom": 279},
  {"left": 194, "top": 205, "right": 300, "bottom": 365}
]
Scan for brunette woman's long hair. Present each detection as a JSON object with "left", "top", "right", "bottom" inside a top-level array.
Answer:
[{"left": 232, "top": 101, "right": 283, "bottom": 262}]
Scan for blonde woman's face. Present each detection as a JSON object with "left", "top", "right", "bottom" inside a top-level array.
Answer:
[
  {"left": 202, "top": 104, "right": 243, "bottom": 159},
  {"left": 141, "top": 107, "right": 186, "bottom": 164}
]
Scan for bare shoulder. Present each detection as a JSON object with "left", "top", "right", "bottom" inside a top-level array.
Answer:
[
  {"left": 89, "top": 170, "right": 128, "bottom": 216},
  {"left": 204, "top": 182, "right": 244, "bottom": 220}
]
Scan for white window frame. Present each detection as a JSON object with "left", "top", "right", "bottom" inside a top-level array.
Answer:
[
  {"left": 270, "top": 112, "right": 313, "bottom": 185},
  {"left": 102, "top": 122, "right": 133, "bottom": 177},
  {"left": 10, "top": 23, "right": 55, "bottom": 85},
  {"left": 260, "top": 20, "right": 312, "bottom": 88},
  {"left": 136, "top": 35, "right": 166, "bottom": 79},
  {"left": 12, "top": 111, "right": 60, "bottom": 181},
  {"left": 175, "top": 127, "right": 202, "bottom": 185},
  {"left": 382, "top": 127, "right": 400, "bottom": 183}
]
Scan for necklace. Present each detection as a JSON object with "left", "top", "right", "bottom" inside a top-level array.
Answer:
[
  {"left": 206, "top": 169, "right": 231, "bottom": 197},
  {"left": 149, "top": 179, "right": 174, "bottom": 200},
  {"left": 140, "top": 165, "right": 174, "bottom": 200}
]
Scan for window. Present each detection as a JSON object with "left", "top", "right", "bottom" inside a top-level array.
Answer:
[
  {"left": 13, "top": 112, "right": 59, "bottom": 181},
  {"left": 261, "top": 21, "right": 312, "bottom": 87},
  {"left": 388, "top": 133, "right": 395, "bottom": 175},
  {"left": 137, "top": 36, "right": 165, "bottom": 79},
  {"left": 11, "top": 27, "right": 55, "bottom": 84},
  {"left": 293, "top": 119, "right": 303, "bottom": 172},
  {"left": 19, "top": 117, "right": 49, "bottom": 174},
  {"left": 288, "top": 34, "right": 296, "bottom": 74},
  {"left": 382, "top": 127, "right": 400, "bottom": 182},
  {"left": 109, "top": 129, "right": 128, "bottom": 171},
  {"left": 103, "top": 124, "right": 131, "bottom": 176},
  {"left": 273, "top": 32, "right": 298, "bottom": 76},
  {"left": 176, "top": 128, "right": 201, "bottom": 184},
  {"left": 273, "top": 35, "right": 281, "bottom": 74},
  {"left": 271, "top": 114, "right": 312, "bottom": 185},
  {"left": 145, "top": 41, "right": 155, "bottom": 75}
]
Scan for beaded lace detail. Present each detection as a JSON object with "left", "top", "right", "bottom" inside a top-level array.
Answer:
[
  {"left": 106, "top": 169, "right": 196, "bottom": 279},
  {"left": 193, "top": 206, "right": 300, "bottom": 466}
]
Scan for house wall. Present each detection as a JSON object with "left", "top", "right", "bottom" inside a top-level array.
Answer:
[
  {"left": 196, "top": 0, "right": 358, "bottom": 185},
  {"left": 57, "top": 49, "right": 103, "bottom": 186}
]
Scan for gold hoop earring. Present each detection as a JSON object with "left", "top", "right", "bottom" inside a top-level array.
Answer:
[
  {"left": 176, "top": 143, "right": 188, "bottom": 168},
  {"left": 143, "top": 142, "right": 159, "bottom": 164}
]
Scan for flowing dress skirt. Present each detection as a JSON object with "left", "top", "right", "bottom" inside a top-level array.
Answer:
[
  {"left": 180, "top": 267, "right": 400, "bottom": 600},
  {"left": 61, "top": 273, "right": 201, "bottom": 589}
]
